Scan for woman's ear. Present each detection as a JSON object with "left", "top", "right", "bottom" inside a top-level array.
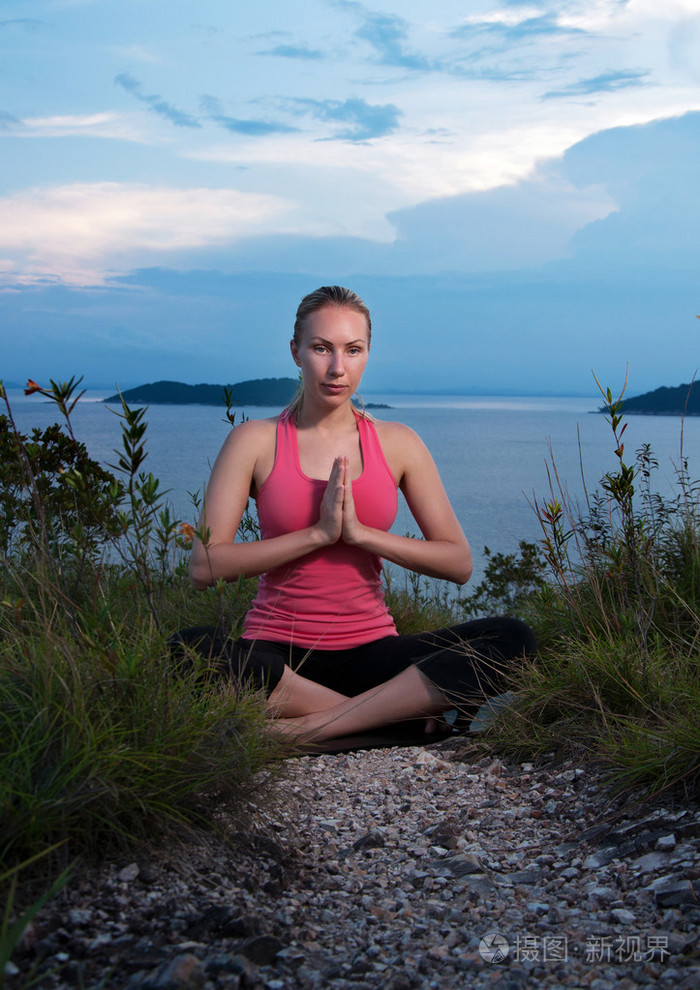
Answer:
[{"left": 290, "top": 339, "right": 301, "bottom": 366}]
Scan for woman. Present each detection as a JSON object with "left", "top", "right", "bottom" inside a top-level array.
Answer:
[{"left": 183, "top": 286, "right": 535, "bottom": 742}]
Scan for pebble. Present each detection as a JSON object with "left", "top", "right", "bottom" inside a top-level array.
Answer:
[{"left": 8, "top": 742, "right": 700, "bottom": 989}]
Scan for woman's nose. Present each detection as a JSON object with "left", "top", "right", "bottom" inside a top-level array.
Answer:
[{"left": 329, "top": 351, "right": 344, "bottom": 375}]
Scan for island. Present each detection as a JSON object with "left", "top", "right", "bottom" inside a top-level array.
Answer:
[
  {"left": 601, "top": 382, "right": 700, "bottom": 416},
  {"left": 103, "top": 379, "right": 391, "bottom": 409}
]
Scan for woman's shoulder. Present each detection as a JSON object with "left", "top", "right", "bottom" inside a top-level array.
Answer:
[
  {"left": 371, "top": 418, "right": 432, "bottom": 471},
  {"left": 229, "top": 414, "right": 278, "bottom": 436},
  {"left": 233, "top": 415, "right": 279, "bottom": 437},
  {"left": 217, "top": 415, "right": 278, "bottom": 456},
  {"left": 372, "top": 418, "right": 425, "bottom": 448}
]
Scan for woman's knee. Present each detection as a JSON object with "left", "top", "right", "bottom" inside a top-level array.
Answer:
[
  {"left": 167, "top": 626, "right": 233, "bottom": 680},
  {"left": 452, "top": 615, "right": 536, "bottom": 658},
  {"left": 496, "top": 616, "right": 537, "bottom": 657}
]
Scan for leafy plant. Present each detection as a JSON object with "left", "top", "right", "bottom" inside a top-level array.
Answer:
[
  {"left": 0, "top": 378, "right": 284, "bottom": 883},
  {"left": 482, "top": 374, "right": 700, "bottom": 798}
]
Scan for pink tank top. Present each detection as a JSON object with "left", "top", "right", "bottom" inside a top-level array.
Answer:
[{"left": 242, "top": 410, "right": 399, "bottom": 649}]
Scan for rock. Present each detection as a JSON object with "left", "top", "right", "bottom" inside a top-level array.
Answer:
[
  {"left": 129, "top": 953, "right": 206, "bottom": 990},
  {"left": 68, "top": 908, "right": 92, "bottom": 926},
  {"left": 632, "top": 851, "right": 671, "bottom": 873},
  {"left": 583, "top": 848, "right": 621, "bottom": 869},
  {"left": 656, "top": 833, "right": 677, "bottom": 850},
  {"left": 610, "top": 907, "right": 637, "bottom": 925},
  {"left": 352, "top": 829, "right": 386, "bottom": 851},
  {"left": 414, "top": 750, "right": 445, "bottom": 767},
  {"left": 504, "top": 867, "right": 546, "bottom": 885},
  {"left": 186, "top": 906, "right": 259, "bottom": 940},
  {"left": 584, "top": 884, "right": 618, "bottom": 904},
  {"left": 439, "top": 853, "right": 484, "bottom": 877},
  {"left": 237, "top": 934, "right": 285, "bottom": 965},
  {"left": 119, "top": 863, "right": 141, "bottom": 883},
  {"left": 653, "top": 879, "right": 700, "bottom": 907}
]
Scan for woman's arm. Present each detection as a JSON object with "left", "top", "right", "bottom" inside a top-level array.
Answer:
[
  {"left": 188, "top": 420, "right": 343, "bottom": 589},
  {"left": 342, "top": 423, "right": 473, "bottom": 585}
]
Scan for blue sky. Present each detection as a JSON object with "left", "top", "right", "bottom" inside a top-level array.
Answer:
[{"left": 1, "top": 0, "right": 699, "bottom": 395}]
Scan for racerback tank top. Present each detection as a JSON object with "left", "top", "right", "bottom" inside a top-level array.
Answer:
[{"left": 242, "top": 410, "right": 399, "bottom": 649}]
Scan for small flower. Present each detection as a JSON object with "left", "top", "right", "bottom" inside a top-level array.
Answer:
[
  {"left": 180, "top": 522, "right": 196, "bottom": 543},
  {"left": 24, "top": 379, "right": 43, "bottom": 395}
]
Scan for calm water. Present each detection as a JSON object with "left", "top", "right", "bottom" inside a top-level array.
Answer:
[{"left": 7, "top": 390, "right": 699, "bottom": 583}]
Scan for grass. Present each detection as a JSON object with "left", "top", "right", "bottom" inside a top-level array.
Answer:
[
  {"left": 0, "top": 378, "right": 286, "bottom": 979},
  {"left": 475, "top": 376, "right": 700, "bottom": 800}
]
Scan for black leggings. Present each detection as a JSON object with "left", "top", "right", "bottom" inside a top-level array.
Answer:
[{"left": 169, "top": 616, "right": 536, "bottom": 713}]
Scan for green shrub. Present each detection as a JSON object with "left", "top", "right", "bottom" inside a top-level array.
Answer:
[
  {"left": 0, "top": 378, "right": 284, "bottom": 907},
  {"left": 482, "top": 376, "right": 700, "bottom": 798}
]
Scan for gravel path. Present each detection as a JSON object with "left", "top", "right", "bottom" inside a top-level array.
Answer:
[{"left": 10, "top": 738, "right": 700, "bottom": 989}]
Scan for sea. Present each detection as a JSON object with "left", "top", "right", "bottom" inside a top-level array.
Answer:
[{"left": 5, "top": 389, "right": 699, "bottom": 585}]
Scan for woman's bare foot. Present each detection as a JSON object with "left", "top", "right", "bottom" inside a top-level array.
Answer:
[{"left": 270, "top": 709, "right": 353, "bottom": 743}]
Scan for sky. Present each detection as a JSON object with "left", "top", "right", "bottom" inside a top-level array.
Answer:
[{"left": 1, "top": 0, "right": 700, "bottom": 396}]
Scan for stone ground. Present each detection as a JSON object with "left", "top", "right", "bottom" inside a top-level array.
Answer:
[{"left": 7, "top": 737, "right": 700, "bottom": 989}]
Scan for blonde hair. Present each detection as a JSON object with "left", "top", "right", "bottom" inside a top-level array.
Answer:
[{"left": 285, "top": 286, "right": 373, "bottom": 419}]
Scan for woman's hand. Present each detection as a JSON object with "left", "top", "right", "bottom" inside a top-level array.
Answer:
[
  {"left": 317, "top": 456, "right": 367, "bottom": 547},
  {"left": 340, "top": 462, "right": 367, "bottom": 545},
  {"left": 316, "top": 456, "right": 346, "bottom": 545}
]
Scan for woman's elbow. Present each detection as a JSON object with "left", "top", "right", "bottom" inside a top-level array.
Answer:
[
  {"left": 452, "top": 562, "right": 473, "bottom": 585},
  {"left": 188, "top": 553, "right": 212, "bottom": 591},
  {"left": 452, "top": 547, "right": 473, "bottom": 585}
]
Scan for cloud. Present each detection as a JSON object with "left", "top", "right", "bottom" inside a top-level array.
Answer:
[
  {"left": 209, "top": 116, "right": 298, "bottom": 136},
  {"left": 0, "top": 19, "right": 45, "bottom": 32},
  {"left": 331, "top": 0, "right": 437, "bottom": 71},
  {"left": 111, "top": 44, "right": 164, "bottom": 65},
  {"left": 0, "top": 111, "right": 20, "bottom": 129},
  {"left": 201, "top": 96, "right": 297, "bottom": 136},
  {"left": 377, "top": 110, "right": 700, "bottom": 278},
  {"left": 290, "top": 97, "right": 402, "bottom": 141},
  {"left": 15, "top": 112, "right": 147, "bottom": 142},
  {"left": 334, "top": 1, "right": 578, "bottom": 80},
  {"left": 114, "top": 73, "right": 201, "bottom": 129},
  {"left": 382, "top": 170, "right": 616, "bottom": 274},
  {"left": 177, "top": 110, "right": 700, "bottom": 282},
  {"left": 0, "top": 183, "right": 291, "bottom": 286},
  {"left": 259, "top": 43, "right": 324, "bottom": 60},
  {"left": 561, "top": 110, "right": 700, "bottom": 268},
  {"left": 355, "top": 9, "right": 434, "bottom": 71},
  {"left": 451, "top": 11, "right": 585, "bottom": 42},
  {"left": 543, "top": 68, "right": 652, "bottom": 99}
]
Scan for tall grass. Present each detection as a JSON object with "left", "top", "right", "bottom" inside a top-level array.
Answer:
[
  {"left": 480, "top": 376, "right": 700, "bottom": 798},
  {"left": 0, "top": 378, "right": 285, "bottom": 971}
]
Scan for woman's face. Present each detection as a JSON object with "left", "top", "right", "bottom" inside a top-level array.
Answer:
[{"left": 291, "top": 305, "right": 370, "bottom": 407}]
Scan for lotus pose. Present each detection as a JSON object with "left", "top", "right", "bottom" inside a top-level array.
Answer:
[{"left": 179, "top": 286, "right": 535, "bottom": 742}]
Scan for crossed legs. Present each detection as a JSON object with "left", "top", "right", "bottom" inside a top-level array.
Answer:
[
  {"left": 267, "top": 662, "right": 448, "bottom": 741},
  {"left": 170, "top": 618, "right": 535, "bottom": 743}
]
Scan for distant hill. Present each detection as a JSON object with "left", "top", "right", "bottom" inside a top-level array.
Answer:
[
  {"left": 103, "top": 378, "right": 300, "bottom": 407},
  {"left": 605, "top": 382, "right": 700, "bottom": 416},
  {"left": 103, "top": 378, "right": 391, "bottom": 409}
]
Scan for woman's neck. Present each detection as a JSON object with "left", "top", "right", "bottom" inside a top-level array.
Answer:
[{"left": 294, "top": 398, "right": 358, "bottom": 433}]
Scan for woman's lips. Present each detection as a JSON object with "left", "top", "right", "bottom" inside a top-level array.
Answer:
[{"left": 323, "top": 383, "right": 346, "bottom": 393}]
